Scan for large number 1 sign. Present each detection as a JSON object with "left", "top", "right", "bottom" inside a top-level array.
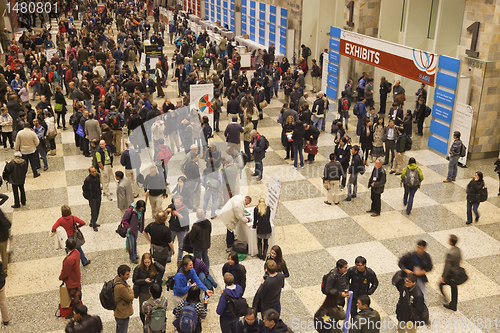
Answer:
[{"left": 466, "top": 21, "right": 480, "bottom": 58}]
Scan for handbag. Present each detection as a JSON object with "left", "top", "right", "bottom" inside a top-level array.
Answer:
[
  {"left": 116, "top": 221, "right": 127, "bottom": 238},
  {"left": 450, "top": 267, "right": 468, "bottom": 285},
  {"left": 29, "top": 80, "right": 35, "bottom": 87},
  {"left": 304, "top": 143, "right": 318, "bottom": 155},
  {"left": 54, "top": 103, "right": 63, "bottom": 112},
  {"left": 151, "top": 244, "right": 170, "bottom": 260},
  {"left": 47, "top": 129, "right": 57, "bottom": 140},
  {"left": 133, "top": 284, "right": 140, "bottom": 298},
  {"left": 232, "top": 240, "right": 248, "bottom": 254},
  {"left": 286, "top": 132, "right": 293, "bottom": 142},
  {"left": 259, "top": 100, "right": 268, "bottom": 109},
  {"left": 59, "top": 283, "right": 72, "bottom": 308},
  {"left": 71, "top": 217, "right": 85, "bottom": 248}
]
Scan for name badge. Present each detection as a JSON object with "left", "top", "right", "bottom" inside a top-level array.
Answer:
[
  {"left": 106, "top": 155, "right": 111, "bottom": 162},
  {"left": 339, "top": 155, "right": 342, "bottom": 159},
  {"left": 373, "top": 177, "right": 376, "bottom": 182}
]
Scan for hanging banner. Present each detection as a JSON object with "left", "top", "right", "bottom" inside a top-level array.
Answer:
[
  {"left": 265, "top": 176, "right": 281, "bottom": 223},
  {"left": 450, "top": 102, "right": 474, "bottom": 166},
  {"left": 339, "top": 30, "right": 438, "bottom": 86},
  {"left": 190, "top": 83, "right": 215, "bottom": 128}
]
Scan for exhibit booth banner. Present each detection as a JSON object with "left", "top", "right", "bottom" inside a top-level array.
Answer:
[
  {"left": 450, "top": 102, "right": 474, "bottom": 166},
  {"left": 339, "top": 30, "right": 438, "bottom": 86},
  {"left": 190, "top": 84, "right": 215, "bottom": 125}
]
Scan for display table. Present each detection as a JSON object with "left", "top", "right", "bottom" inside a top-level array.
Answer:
[
  {"left": 234, "top": 206, "right": 275, "bottom": 257},
  {"left": 234, "top": 36, "right": 284, "bottom": 62},
  {"left": 189, "top": 14, "right": 200, "bottom": 23}
]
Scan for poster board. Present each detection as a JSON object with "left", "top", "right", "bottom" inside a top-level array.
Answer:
[
  {"left": 265, "top": 175, "right": 281, "bottom": 223},
  {"left": 46, "top": 48, "right": 58, "bottom": 60},
  {"left": 190, "top": 83, "right": 214, "bottom": 127},
  {"left": 450, "top": 102, "right": 474, "bottom": 166}
]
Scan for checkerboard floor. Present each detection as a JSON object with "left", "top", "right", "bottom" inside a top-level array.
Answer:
[{"left": 5, "top": 19, "right": 500, "bottom": 333}]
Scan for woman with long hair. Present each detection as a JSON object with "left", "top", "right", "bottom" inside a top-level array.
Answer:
[
  {"left": 253, "top": 198, "right": 272, "bottom": 259},
  {"left": 371, "top": 117, "right": 385, "bottom": 162},
  {"left": 222, "top": 252, "right": 247, "bottom": 292},
  {"left": 264, "top": 245, "right": 289, "bottom": 278},
  {"left": 155, "top": 63, "right": 165, "bottom": 98},
  {"left": 246, "top": 100, "right": 259, "bottom": 130},
  {"left": 282, "top": 115, "right": 295, "bottom": 160},
  {"left": 292, "top": 120, "right": 305, "bottom": 169},
  {"left": 132, "top": 253, "right": 164, "bottom": 326},
  {"left": 314, "top": 289, "right": 346, "bottom": 333},
  {"left": 173, "top": 285, "right": 208, "bottom": 333},
  {"left": 54, "top": 85, "right": 67, "bottom": 129},
  {"left": 359, "top": 118, "right": 373, "bottom": 163}
]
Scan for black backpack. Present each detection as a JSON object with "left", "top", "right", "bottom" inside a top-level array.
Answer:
[
  {"left": 261, "top": 135, "right": 269, "bottom": 151},
  {"left": 100, "top": 280, "right": 123, "bottom": 310},
  {"left": 69, "top": 113, "right": 77, "bottom": 126},
  {"left": 223, "top": 292, "right": 248, "bottom": 319},
  {"left": 237, "top": 152, "right": 248, "bottom": 169},
  {"left": 165, "top": 276, "right": 175, "bottom": 291},
  {"left": 321, "top": 269, "right": 335, "bottom": 295},
  {"left": 404, "top": 135, "right": 412, "bottom": 151},
  {"left": 109, "top": 112, "right": 122, "bottom": 130}
]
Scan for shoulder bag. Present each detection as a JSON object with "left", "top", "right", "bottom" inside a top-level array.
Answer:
[{"left": 71, "top": 216, "right": 85, "bottom": 248}]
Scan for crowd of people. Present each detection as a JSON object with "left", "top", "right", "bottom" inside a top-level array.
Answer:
[{"left": 0, "top": 0, "right": 497, "bottom": 332}]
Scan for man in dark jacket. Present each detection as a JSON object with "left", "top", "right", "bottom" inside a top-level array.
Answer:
[
  {"left": 224, "top": 116, "right": 244, "bottom": 152},
  {"left": 4, "top": 151, "right": 28, "bottom": 208},
  {"left": 349, "top": 295, "right": 381, "bottom": 333},
  {"left": 65, "top": 304, "right": 103, "bottom": 333},
  {"left": 144, "top": 166, "right": 167, "bottom": 218},
  {"left": 250, "top": 130, "right": 266, "bottom": 181},
  {"left": 304, "top": 123, "right": 320, "bottom": 164},
  {"left": 237, "top": 308, "right": 265, "bottom": 332},
  {"left": 323, "top": 153, "right": 342, "bottom": 205},
  {"left": 344, "top": 145, "right": 364, "bottom": 202},
  {"left": 324, "top": 259, "right": 349, "bottom": 306},
  {"left": 167, "top": 196, "right": 190, "bottom": 264},
  {"left": 440, "top": 234, "right": 462, "bottom": 311},
  {"left": 334, "top": 137, "right": 351, "bottom": 189},
  {"left": 347, "top": 256, "right": 379, "bottom": 317},
  {"left": 262, "top": 308, "right": 290, "bottom": 333},
  {"left": 399, "top": 240, "right": 433, "bottom": 305},
  {"left": 82, "top": 167, "right": 101, "bottom": 231},
  {"left": 189, "top": 209, "right": 212, "bottom": 269},
  {"left": 367, "top": 158, "right": 386, "bottom": 217},
  {"left": 226, "top": 96, "right": 240, "bottom": 117},
  {"left": 396, "top": 273, "right": 427, "bottom": 331}
]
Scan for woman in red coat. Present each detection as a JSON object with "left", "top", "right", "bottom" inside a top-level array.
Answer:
[
  {"left": 52, "top": 205, "right": 91, "bottom": 266},
  {"left": 58, "top": 238, "right": 81, "bottom": 317}
]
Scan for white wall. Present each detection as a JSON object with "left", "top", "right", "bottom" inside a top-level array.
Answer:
[{"left": 432, "top": 0, "right": 466, "bottom": 58}]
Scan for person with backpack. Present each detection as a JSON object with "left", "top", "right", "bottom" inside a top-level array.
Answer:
[
  {"left": 133, "top": 253, "right": 165, "bottom": 328},
  {"left": 444, "top": 131, "right": 464, "bottom": 183},
  {"left": 321, "top": 259, "right": 349, "bottom": 306},
  {"left": 314, "top": 289, "right": 346, "bottom": 333},
  {"left": 113, "top": 264, "right": 134, "bottom": 333},
  {"left": 415, "top": 98, "right": 426, "bottom": 136},
  {"left": 65, "top": 304, "right": 103, "bottom": 333},
  {"left": 173, "top": 285, "right": 208, "bottom": 333},
  {"left": 344, "top": 145, "right": 364, "bottom": 202},
  {"left": 395, "top": 273, "right": 428, "bottom": 332},
  {"left": 217, "top": 272, "right": 246, "bottom": 333},
  {"left": 237, "top": 307, "right": 265, "bottom": 333},
  {"left": 105, "top": 108, "right": 124, "bottom": 156},
  {"left": 338, "top": 91, "right": 350, "bottom": 131},
  {"left": 173, "top": 257, "right": 213, "bottom": 308},
  {"left": 466, "top": 171, "right": 485, "bottom": 225},
  {"left": 222, "top": 252, "right": 247, "bottom": 294},
  {"left": 142, "top": 283, "right": 168, "bottom": 333},
  {"left": 354, "top": 97, "right": 367, "bottom": 137},
  {"left": 392, "top": 127, "right": 408, "bottom": 175},
  {"left": 250, "top": 130, "right": 267, "bottom": 181},
  {"left": 400, "top": 157, "right": 424, "bottom": 215}
]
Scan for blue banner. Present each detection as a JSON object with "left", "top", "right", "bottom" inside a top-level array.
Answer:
[
  {"left": 250, "top": 17, "right": 255, "bottom": 26},
  {"left": 250, "top": 25, "right": 255, "bottom": 33},
  {"left": 270, "top": 5, "right": 276, "bottom": 14},
  {"left": 280, "top": 46, "right": 286, "bottom": 54},
  {"left": 250, "top": 0, "right": 255, "bottom": 8},
  {"left": 270, "top": 14, "right": 276, "bottom": 23},
  {"left": 269, "top": 33, "right": 275, "bottom": 42},
  {"left": 431, "top": 104, "right": 453, "bottom": 124},
  {"left": 259, "top": 2, "right": 265, "bottom": 10},
  {"left": 281, "top": 17, "right": 287, "bottom": 27},
  {"left": 326, "top": 86, "right": 337, "bottom": 100},
  {"left": 281, "top": 8, "right": 287, "bottom": 16},
  {"left": 241, "top": 22, "right": 247, "bottom": 33},
  {"left": 327, "top": 75, "right": 338, "bottom": 89},
  {"left": 436, "top": 72, "right": 458, "bottom": 91},
  {"left": 259, "top": 11, "right": 265, "bottom": 20},
  {"left": 259, "top": 28, "right": 265, "bottom": 37},
  {"left": 428, "top": 135, "right": 448, "bottom": 155},
  {"left": 250, "top": 33, "right": 255, "bottom": 41},
  {"left": 259, "top": 37, "right": 265, "bottom": 45},
  {"left": 241, "top": 6, "right": 246, "bottom": 14},
  {"left": 280, "top": 36, "right": 286, "bottom": 47},
  {"left": 328, "top": 63, "right": 338, "bottom": 76},
  {"left": 259, "top": 20, "right": 265, "bottom": 29},
  {"left": 438, "top": 55, "right": 460, "bottom": 74},
  {"left": 434, "top": 88, "right": 455, "bottom": 108},
  {"left": 269, "top": 24, "right": 275, "bottom": 33},
  {"left": 280, "top": 27, "right": 287, "bottom": 37},
  {"left": 250, "top": 9, "right": 255, "bottom": 17},
  {"left": 328, "top": 51, "right": 339, "bottom": 64},
  {"left": 329, "top": 39, "right": 340, "bottom": 52},
  {"left": 430, "top": 120, "right": 451, "bottom": 139},
  {"left": 342, "top": 292, "right": 354, "bottom": 333},
  {"left": 330, "top": 26, "right": 341, "bottom": 39}
]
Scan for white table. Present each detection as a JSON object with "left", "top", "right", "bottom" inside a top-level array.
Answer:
[{"left": 234, "top": 207, "right": 275, "bottom": 257}]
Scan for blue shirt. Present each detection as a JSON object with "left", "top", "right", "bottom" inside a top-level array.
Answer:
[{"left": 34, "top": 125, "right": 45, "bottom": 140}]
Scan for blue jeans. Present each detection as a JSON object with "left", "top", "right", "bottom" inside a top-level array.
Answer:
[
  {"left": 84, "top": 99, "right": 92, "bottom": 113},
  {"left": 128, "top": 233, "right": 137, "bottom": 261},
  {"left": 37, "top": 144, "right": 48, "bottom": 168},
  {"left": 293, "top": 145, "right": 304, "bottom": 168},
  {"left": 403, "top": 186, "right": 418, "bottom": 214},
  {"left": 271, "top": 80, "right": 279, "bottom": 97},
  {"left": 446, "top": 155, "right": 460, "bottom": 180},
  {"left": 254, "top": 160, "right": 263, "bottom": 178},
  {"left": 198, "top": 271, "right": 218, "bottom": 290},
  {"left": 32, "top": 82, "right": 40, "bottom": 99},
  {"left": 169, "top": 230, "right": 185, "bottom": 262},
  {"left": 220, "top": 316, "right": 238, "bottom": 333},
  {"left": 66, "top": 247, "right": 89, "bottom": 265},
  {"left": 203, "top": 187, "right": 218, "bottom": 218},
  {"left": 193, "top": 249, "right": 210, "bottom": 271},
  {"left": 466, "top": 201, "right": 479, "bottom": 222},
  {"left": 115, "top": 317, "right": 130, "bottom": 333},
  {"left": 312, "top": 115, "right": 323, "bottom": 131}
]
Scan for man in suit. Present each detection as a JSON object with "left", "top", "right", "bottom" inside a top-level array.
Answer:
[
  {"left": 115, "top": 171, "right": 133, "bottom": 215},
  {"left": 367, "top": 158, "right": 386, "bottom": 217},
  {"left": 383, "top": 119, "right": 398, "bottom": 169},
  {"left": 440, "top": 234, "right": 462, "bottom": 311},
  {"left": 223, "top": 62, "right": 236, "bottom": 98},
  {"left": 389, "top": 102, "right": 404, "bottom": 126}
]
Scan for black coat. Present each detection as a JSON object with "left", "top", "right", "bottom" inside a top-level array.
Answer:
[
  {"left": 360, "top": 125, "right": 373, "bottom": 150},
  {"left": 466, "top": 179, "right": 484, "bottom": 203},
  {"left": 396, "top": 281, "right": 426, "bottom": 326},
  {"left": 222, "top": 263, "right": 247, "bottom": 293},
  {"left": 398, "top": 251, "right": 433, "bottom": 283},
  {"left": 291, "top": 123, "right": 305, "bottom": 146},
  {"left": 82, "top": 174, "right": 101, "bottom": 199},
  {"left": 334, "top": 144, "right": 351, "bottom": 169},
  {"left": 368, "top": 166, "right": 386, "bottom": 194},
  {"left": 132, "top": 261, "right": 164, "bottom": 294},
  {"left": 64, "top": 315, "right": 103, "bottom": 333},
  {"left": 4, "top": 158, "right": 27, "bottom": 185},
  {"left": 253, "top": 206, "right": 272, "bottom": 235},
  {"left": 0, "top": 209, "right": 11, "bottom": 243},
  {"left": 188, "top": 219, "right": 212, "bottom": 251},
  {"left": 347, "top": 266, "right": 379, "bottom": 298}
]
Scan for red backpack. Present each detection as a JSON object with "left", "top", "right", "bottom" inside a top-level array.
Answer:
[
  {"left": 48, "top": 71, "right": 54, "bottom": 82},
  {"left": 341, "top": 97, "right": 349, "bottom": 111}
]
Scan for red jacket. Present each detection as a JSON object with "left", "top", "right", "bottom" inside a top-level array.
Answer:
[
  {"left": 59, "top": 249, "right": 81, "bottom": 289},
  {"left": 52, "top": 215, "right": 86, "bottom": 237},
  {"left": 65, "top": 69, "right": 73, "bottom": 82}
]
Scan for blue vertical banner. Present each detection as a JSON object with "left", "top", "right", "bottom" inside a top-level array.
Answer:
[
  {"left": 325, "top": 27, "right": 341, "bottom": 100},
  {"left": 428, "top": 55, "right": 461, "bottom": 155}
]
